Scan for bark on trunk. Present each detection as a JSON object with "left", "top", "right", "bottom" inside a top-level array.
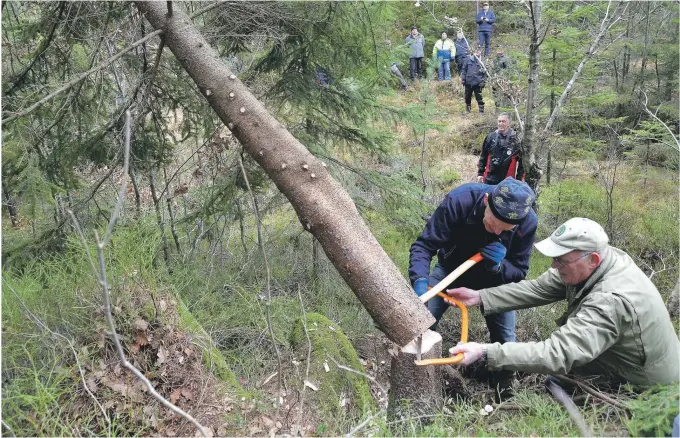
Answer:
[
  {"left": 522, "top": 0, "right": 542, "bottom": 190},
  {"left": 135, "top": 1, "right": 434, "bottom": 346},
  {"left": 388, "top": 335, "right": 443, "bottom": 424}
]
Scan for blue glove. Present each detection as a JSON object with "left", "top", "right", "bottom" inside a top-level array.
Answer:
[
  {"left": 413, "top": 278, "right": 429, "bottom": 297},
  {"left": 481, "top": 242, "right": 506, "bottom": 273}
]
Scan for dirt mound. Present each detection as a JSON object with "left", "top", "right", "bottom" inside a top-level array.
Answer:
[{"left": 72, "top": 293, "right": 242, "bottom": 436}]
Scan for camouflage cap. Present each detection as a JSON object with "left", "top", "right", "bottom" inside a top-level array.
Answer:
[{"left": 488, "top": 177, "right": 535, "bottom": 225}]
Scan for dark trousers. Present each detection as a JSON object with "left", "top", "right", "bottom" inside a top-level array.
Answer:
[
  {"left": 454, "top": 56, "right": 465, "bottom": 76},
  {"left": 464, "top": 84, "right": 484, "bottom": 110},
  {"left": 409, "top": 57, "right": 423, "bottom": 80},
  {"left": 478, "top": 31, "right": 492, "bottom": 57}
]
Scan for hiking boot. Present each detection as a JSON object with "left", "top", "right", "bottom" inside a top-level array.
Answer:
[
  {"left": 490, "top": 370, "right": 515, "bottom": 403},
  {"left": 479, "top": 105, "right": 485, "bottom": 114},
  {"left": 466, "top": 105, "right": 472, "bottom": 113}
]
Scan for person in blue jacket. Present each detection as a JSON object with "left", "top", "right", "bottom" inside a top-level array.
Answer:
[
  {"left": 476, "top": 2, "right": 496, "bottom": 57},
  {"left": 409, "top": 177, "right": 537, "bottom": 401}
]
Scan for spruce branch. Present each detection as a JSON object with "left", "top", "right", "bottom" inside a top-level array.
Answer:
[{"left": 1, "top": 2, "right": 224, "bottom": 125}]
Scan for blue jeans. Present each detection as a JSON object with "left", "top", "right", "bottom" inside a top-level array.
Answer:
[
  {"left": 427, "top": 262, "right": 516, "bottom": 344},
  {"left": 478, "top": 31, "right": 492, "bottom": 57},
  {"left": 438, "top": 60, "right": 451, "bottom": 81}
]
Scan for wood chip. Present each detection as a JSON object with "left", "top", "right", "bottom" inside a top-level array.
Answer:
[
  {"left": 323, "top": 362, "right": 330, "bottom": 373},
  {"left": 260, "top": 371, "right": 278, "bottom": 387},
  {"left": 303, "top": 380, "right": 319, "bottom": 391}
]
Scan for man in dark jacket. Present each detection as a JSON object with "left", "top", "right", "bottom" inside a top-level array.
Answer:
[
  {"left": 453, "top": 31, "right": 470, "bottom": 76},
  {"left": 476, "top": 2, "right": 496, "bottom": 57},
  {"left": 477, "top": 113, "right": 525, "bottom": 184},
  {"left": 409, "top": 177, "right": 537, "bottom": 401},
  {"left": 461, "top": 47, "right": 487, "bottom": 114},
  {"left": 405, "top": 25, "right": 425, "bottom": 80}
]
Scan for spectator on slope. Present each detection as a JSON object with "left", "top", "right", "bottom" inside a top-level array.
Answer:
[
  {"left": 405, "top": 25, "right": 425, "bottom": 81},
  {"left": 453, "top": 30, "right": 470, "bottom": 76},
  {"left": 409, "top": 177, "right": 537, "bottom": 402},
  {"left": 461, "top": 47, "right": 488, "bottom": 114},
  {"left": 477, "top": 113, "right": 525, "bottom": 185},
  {"left": 448, "top": 218, "right": 680, "bottom": 387},
  {"left": 492, "top": 48, "right": 512, "bottom": 109},
  {"left": 433, "top": 31, "right": 455, "bottom": 81},
  {"left": 476, "top": 1, "right": 496, "bottom": 57}
]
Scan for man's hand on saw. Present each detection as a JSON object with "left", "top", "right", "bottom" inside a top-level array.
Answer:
[
  {"left": 413, "top": 278, "right": 429, "bottom": 297},
  {"left": 446, "top": 287, "right": 481, "bottom": 307},
  {"left": 481, "top": 241, "right": 506, "bottom": 273},
  {"left": 449, "top": 342, "right": 487, "bottom": 366}
]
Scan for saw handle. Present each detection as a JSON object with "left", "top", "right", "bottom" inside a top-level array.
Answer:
[
  {"left": 415, "top": 293, "right": 468, "bottom": 366},
  {"left": 418, "top": 253, "right": 484, "bottom": 304}
]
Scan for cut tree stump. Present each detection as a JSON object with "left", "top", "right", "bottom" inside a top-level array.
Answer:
[{"left": 387, "top": 330, "right": 443, "bottom": 425}]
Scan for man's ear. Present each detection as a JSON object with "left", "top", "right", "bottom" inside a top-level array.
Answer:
[
  {"left": 590, "top": 252, "right": 602, "bottom": 268},
  {"left": 483, "top": 193, "right": 489, "bottom": 206}
]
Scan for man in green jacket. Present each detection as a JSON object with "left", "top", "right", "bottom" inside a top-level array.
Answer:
[{"left": 448, "top": 217, "right": 680, "bottom": 386}]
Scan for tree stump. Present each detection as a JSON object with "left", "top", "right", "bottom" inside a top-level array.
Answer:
[{"left": 387, "top": 330, "right": 443, "bottom": 426}]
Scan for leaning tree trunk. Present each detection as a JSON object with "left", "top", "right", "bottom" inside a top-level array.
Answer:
[{"left": 135, "top": 2, "right": 435, "bottom": 346}]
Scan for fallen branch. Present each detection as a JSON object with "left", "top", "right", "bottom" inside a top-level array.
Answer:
[
  {"left": 554, "top": 374, "right": 628, "bottom": 410},
  {"left": 1, "top": 419, "right": 16, "bottom": 437},
  {"left": 327, "top": 355, "right": 387, "bottom": 396},
  {"left": 346, "top": 408, "right": 386, "bottom": 438},
  {"left": 641, "top": 92, "right": 680, "bottom": 152},
  {"left": 546, "top": 377, "right": 593, "bottom": 436},
  {"left": 68, "top": 111, "right": 209, "bottom": 437}
]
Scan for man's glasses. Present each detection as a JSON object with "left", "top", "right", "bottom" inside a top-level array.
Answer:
[{"left": 553, "top": 252, "right": 592, "bottom": 269}]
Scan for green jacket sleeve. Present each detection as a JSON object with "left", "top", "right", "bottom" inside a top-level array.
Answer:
[
  {"left": 480, "top": 269, "right": 566, "bottom": 315},
  {"left": 486, "top": 293, "right": 624, "bottom": 374}
]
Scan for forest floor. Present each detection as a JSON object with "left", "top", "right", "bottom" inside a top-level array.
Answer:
[{"left": 3, "top": 68, "right": 677, "bottom": 437}]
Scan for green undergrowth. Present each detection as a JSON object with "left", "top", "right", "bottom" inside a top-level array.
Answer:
[
  {"left": 351, "top": 388, "right": 628, "bottom": 437},
  {"left": 289, "top": 312, "right": 375, "bottom": 429},
  {"left": 2, "top": 221, "right": 244, "bottom": 436}
]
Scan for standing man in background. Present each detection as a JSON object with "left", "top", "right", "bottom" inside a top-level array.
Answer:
[
  {"left": 453, "top": 31, "right": 469, "bottom": 76},
  {"left": 406, "top": 25, "right": 425, "bottom": 80},
  {"left": 477, "top": 113, "right": 525, "bottom": 184},
  {"left": 476, "top": 2, "right": 496, "bottom": 57},
  {"left": 461, "top": 47, "right": 487, "bottom": 114},
  {"left": 433, "top": 31, "right": 455, "bottom": 81}
]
